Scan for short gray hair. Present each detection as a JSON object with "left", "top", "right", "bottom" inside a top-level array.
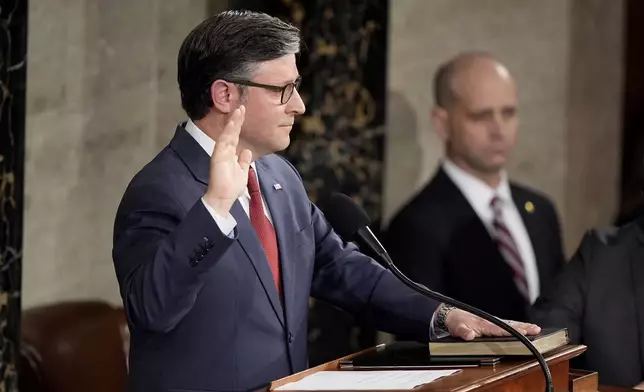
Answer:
[{"left": 178, "top": 10, "right": 301, "bottom": 119}]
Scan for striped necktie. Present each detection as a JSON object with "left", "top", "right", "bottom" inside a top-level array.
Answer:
[{"left": 490, "top": 196, "right": 529, "bottom": 302}]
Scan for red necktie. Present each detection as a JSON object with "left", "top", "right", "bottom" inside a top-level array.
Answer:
[{"left": 247, "top": 166, "right": 281, "bottom": 297}]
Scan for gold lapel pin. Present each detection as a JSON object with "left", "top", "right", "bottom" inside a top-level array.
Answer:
[{"left": 525, "top": 201, "right": 535, "bottom": 213}]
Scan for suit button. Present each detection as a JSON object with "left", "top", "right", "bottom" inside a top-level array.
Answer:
[
  {"left": 189, "top": 257, "right": 198, "bottom": 267},
  {"left": 203, "top": 237, "right": 214, "bottom": 249},
  {"left": 288, "top": 333, "right": 293, "bottom": 344}
]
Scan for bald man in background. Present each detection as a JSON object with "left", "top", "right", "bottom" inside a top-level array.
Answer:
[{"left": 384, "top": 52, "right": 565, "bottom": 322}]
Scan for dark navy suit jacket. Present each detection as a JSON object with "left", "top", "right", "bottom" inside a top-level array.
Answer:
[{"left": 112, "top": 124, "right": 440, "bottom": 392}]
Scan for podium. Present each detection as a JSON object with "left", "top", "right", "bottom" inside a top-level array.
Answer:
[{"left": 270, "top": 344, "right": 637, "bottom": 392}]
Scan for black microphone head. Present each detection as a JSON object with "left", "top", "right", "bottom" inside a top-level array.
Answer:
[{"left": 323, "top": 193, "right": 371, "bottom": 241}]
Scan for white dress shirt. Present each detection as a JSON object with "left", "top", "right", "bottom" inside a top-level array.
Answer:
[
  {"left": 442, "top": 159, "right": 540, "bottom": 303},
  {"left": 185, "top": 119, "right": 273, "bottom": 235}
]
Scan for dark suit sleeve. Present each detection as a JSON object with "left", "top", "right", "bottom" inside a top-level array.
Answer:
[
  {"left": 307, "top": 203, "right": 440, "bottom": 343},
  {"left": 112, "top": 181, "right": 235, "bottom": 333},
  {"left": 530, "top": 231, "right": 591, "bottom": 344}
]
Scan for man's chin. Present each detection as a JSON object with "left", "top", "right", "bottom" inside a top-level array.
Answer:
[
  {"left": 475, "top": 162, "right": 505, "bottom": 175},
  {"left": 484, "top": 156, "right": 507, "bottom": 171},
  {"left": 271, "top": 136, "right": 291, "bottom": 153}
]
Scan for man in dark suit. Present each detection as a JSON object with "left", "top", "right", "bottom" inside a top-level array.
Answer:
[
  {"left": 385, "top": 52, "right": 565, "bottom": 322},
  {"left": 530, "top": 219, "right": 644, "bottom": 388},
  {"left": 111, "top": 13, "right": 539, "bottom": 392}
]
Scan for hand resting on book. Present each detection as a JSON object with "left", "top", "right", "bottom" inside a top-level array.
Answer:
[{"left": 445, "top": 308, "right": 541, "bottom": 341}]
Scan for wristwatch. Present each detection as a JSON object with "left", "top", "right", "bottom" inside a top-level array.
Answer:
[{"left": 435, "top": 303, "right": 456, "bottom": 333}]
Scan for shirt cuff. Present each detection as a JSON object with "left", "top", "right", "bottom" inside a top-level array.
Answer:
[{"left": 201, "top": 198, "right": 237, "bottom": 238}]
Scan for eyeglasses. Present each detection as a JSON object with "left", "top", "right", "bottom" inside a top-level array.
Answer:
[{"left": 227, "top": 77, "right": 302, "bottom": 105}]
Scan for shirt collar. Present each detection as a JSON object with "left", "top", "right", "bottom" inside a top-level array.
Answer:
[
  {"left": 185, "top": 119, "right": 215, "bottom": 157},
  {"left": 441, "top": 158, "right": 512, "bottom": 210}
]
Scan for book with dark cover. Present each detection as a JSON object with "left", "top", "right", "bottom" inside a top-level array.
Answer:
[
  {"left": 429, "top": 328, "right": 569, "bottom": 356},
  {"left": 338, "top": 341, "right": 501, "bottom": 370}
]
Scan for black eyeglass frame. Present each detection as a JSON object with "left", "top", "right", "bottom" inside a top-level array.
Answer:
[{"left": 226, "top": 77, "right": 302, "bottom": 105}]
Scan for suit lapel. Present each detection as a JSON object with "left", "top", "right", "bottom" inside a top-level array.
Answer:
[
  {"left": 231, "top": 200, "right": 286, "bottom": 328},
  {"left": 435, "top": 168, "right": 497, "bottom": 246},
  {"left": 631, "top": 222, "right": 644, "bottom": 375},
  {"left": 436, "top": 168, "right": 519, "bottom": 276},
  {"left": 435, "top": 168, "right": 523, "bottom": 304},
  {"left": 512, "top": 188, "right": 549, "bottom": 291},
  {"left": 170, "top": 124, "right": 287, "bottom": 327},
  {"left": 255, "top": 158, "right": 296, "bottom": 334},
  {"left": 169, "top": 122, "right": 210, "bottom": 185}
]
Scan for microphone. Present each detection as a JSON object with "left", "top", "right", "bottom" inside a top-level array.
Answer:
[{"left": 323, "top": 192, "right": 554, "bottom": 392}]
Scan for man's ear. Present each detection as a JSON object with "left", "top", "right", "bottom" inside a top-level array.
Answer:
[
  {"left": 210, "top": 80, "right": 240, "bottom": 113},
  {"left": 431, "top": 106, "right": 450, "bottom": 143}
]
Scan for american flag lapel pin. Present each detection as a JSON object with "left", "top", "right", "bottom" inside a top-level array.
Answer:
[{"left": 273, "top": 183, "right": 282, "bottom": 191}]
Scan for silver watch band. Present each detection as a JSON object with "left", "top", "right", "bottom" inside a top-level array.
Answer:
[{"left": 436, "top": 303, "right": 456, "bottom": 333}]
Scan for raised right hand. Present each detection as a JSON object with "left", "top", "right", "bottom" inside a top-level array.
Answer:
[{"left": 203, "top": 106, "right": 253, "bottom": 216}]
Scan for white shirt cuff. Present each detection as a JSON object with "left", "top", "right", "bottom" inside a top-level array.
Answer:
[{"left": 201, "top": 198, "right": 237, "bottom": 238}]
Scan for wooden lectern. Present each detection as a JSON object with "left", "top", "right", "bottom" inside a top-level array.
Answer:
[{"left": 270, "top": 345, "right": 637, "bottom": 392}]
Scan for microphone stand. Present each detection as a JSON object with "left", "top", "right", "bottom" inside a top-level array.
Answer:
[{"left": 363, "top": 227, "right": 554, "bottom": 392}]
